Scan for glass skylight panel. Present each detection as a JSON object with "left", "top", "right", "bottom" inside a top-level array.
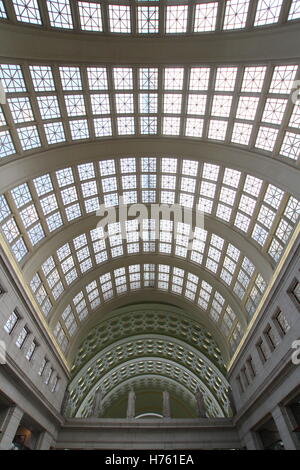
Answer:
[
  {"left": 280, "top": 132, "right": 300, "bottom": 160},
  {"left": 139, "top": 93, "right": 158, "bottom": 114},
  {"left": 99, "top": 159, "right": 115, "bottom": 176},
  {"left": 0, "top": 107, "right": 6, "bottom": 126},
  {"left": 241, "top": 66, "right": 267, "bottom": 92},
  {"left": 138, "top": 6, "right": 159, "bottom": 33},
  {"left": 238, "top": 195, "right": 256, "bottom": 217},
  {"left": 243, "top": 175, "right": 262, "bottom": 197},
  {"left": 185, "top": 118, "right": 204, "bottom": 137},
  {"left": 289, "top": 104, "right": 300, "bottom": 128},
  {"left": 115, "top": 94, "right": 134, "bottom": 114},
  {"left": 189, "top": 68, "right": 210, "bottom": 91},
  {"left": 211, "top": 95, "right": 233, "bottom": 117},
  {"left": 109, "top": 5, "right": 131, "bottom": 33},
  {"left": 264, "top": 184, "right": 283, "bottom": 209},
  {"left": 17, "top": 125, "right": 41, "bottom": 150},
  {"left": 56, "top": 167, "right": 74, "bottom": 187},
  {"left": 13, "top": 0, "right": 42, "bottom": 24},
  {"left": 78, "top": 1, "right": 102, "bottom": 31},
  {"left": 29, "top": 65, "right": 55, "bottom": 92},
  {"left": 90, "top": 94, "right": 110, "bottom": 115},
  {"left": 65, "top": 94, "right": 86, "bottom": 117},
  {"left": 182, "top": 159, "right": 198, "bottom": 176},
  {"left": 140, "top": 117, "right": 157, "bottom": 134},
  {"left": 215, "top": 67, "right": 238, "bottom": 92},
  {"left": 236, "top": 96, "right": 259, "bottom": 121},
  {"left": 47, "top": 0, "right": 73, "bottom": 29},
  {"left": 87, "top": 67, "right": 108, "bottom": 90},
  {"left": 261, "top": 98, "right": 287, "bottom": 124},
  {"left": 8, "top": 97, "right": 34, "bottom": 123},
  {"left": 59, "top": 67, "right": 82, "bottom": 91},
  {"left": 69, "top": 119, "right": 89, "bottom": 140},
  {"left": 20, "top": 204, "right": 38, "bottom": 228},
  {"left": 2, "top": 217, "right": 20, "bottom": 243},
  {"left": 27, "top": 223, "right": 45, "bottom": 246},
  {"left": 46, "top": 212, "right": 62, "bottom": 231},
  {"left": 288, "top": 0, "right": 300, "bottom": 20},
  {"left": 202, "top": 162, "right": 219, "bottom": 181},
  {"left": 187, "top": 94, "right": 207, "bottom": 115},
  {"left": 208, "top": 120, "right": 228, "bottom": 140},
  {"left": 164, "top": 68, "right": 184, "bottom": 90},
  {"left": 37, "top": 96, "right": 60, "bottom": 119},
  {"left": 223, "top": 0, "right": 250, "bottom": 30},
  {"left": 223, "top": 168, "right": 241, "bottom": 187},
  {"left": 231, "top": 122, "right": 252, "bottom": 145},
  {"left": 65, "top": 203, "right": 81, "bottom": 221},
  {"left": 94, "top": 118, "right": 112, "bottom": 137},
  {"left": 255, "top": 126, "right": 279, "bottom": 151},
  {"left": 194, "top": 2, "right": 218, "bottom": 32},
  {"left": 40, "top": 194, "right": 58, "bottom": 215},
  {"left": 257, "top": 205, "right": 275, "bottom": 228},
  {"left": 163, "top": 94, "right": 182, "bottom": 114},
  {"left": 117, "top": 116, "right": 135, "bottom": 135},
  {"left": 163, "top": 117, "right": 181, "bottom": 135},
  {"left": 0, "top": 64, "right": 26, "bottom": 93},
  {"left": 0, "top": 195, "right": 10, "bottom": 222},
  {"left": 0, "top": 131, "right": 15, "bottom": 158},
  {"left": 0, "top": 1, "right": 6, "bottom": 18},
  {"left": 139, "top": 68, "right": 158, "bottom": 90},
  {"left": 254, "top": 0, "right": 283, "bottom": 26},
  {"left": 252, "top": 224, "right": 268, "bottom": 246},
  {"left": 269, "top": 65, "right": 298, "bottom": 94},
  {"left": 166, "top": 5, "right": 188, "bottom": 33},
  {"left": 113, "top": 68, "right": 133, "bottom": 90}
]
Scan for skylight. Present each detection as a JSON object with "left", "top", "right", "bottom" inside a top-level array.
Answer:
[
  {"left": 223, "top": 0, "right": 250, "bottom": 30},
  {"left": 78, "top": 1, "right": 102, "bottom": 32},
  {"left": 194, "top": 2, "right": 218, "bottom": 32},
  {"left": 12, "top": 0, "right": 42, "bottom": 25},
  {"left": 46, "top": 0, "right": 73, "bottom": 29},
  {"left": 166, "top": 5, "right": 188, "bottom": 33}
]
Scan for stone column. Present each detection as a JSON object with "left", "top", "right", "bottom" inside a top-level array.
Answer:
[
  {"left": 271, "top": 405, "right": 299, "bottom": 450},
  {"left": 162, "top": 391, "right": 171, "bottom": 418},
  {"left": 0, "top": 406, "right": 24, "bottom": 450},
  {"left": 242, "top": 430, "right": 262, "bottom": 450},
  {"left": 126, "top": 388, "right": 136, "bottom": 419},
  {"left": 35, "top": 431, "right": 54, "bottom": 450},
  {"left": 91, "top": 387, "right": 103, "bottom": 418},
  {"left": 195, "top": 387, "right": 207, "bottom": 418}
]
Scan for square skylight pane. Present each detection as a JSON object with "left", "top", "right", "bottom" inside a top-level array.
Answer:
[
  {"left": 289, "top": 0, "right": 300, "bottom": 20},
  {"left": 187, "top": 94, "right": 207, "bottom": 115},
  {"left": 29, "top": 65, "right": 55, "bottom": 92},
  {"left": 280, "top": 132, "right": 300, "bottom": 160},
  {"left": 235, "top": 212, "right": 250, "bottom": 232},
  {"left": 163, "top": 94, "right": 182, "bottom": 114},
  {"left": 69, "top": 119, "right": 89, "bottom": 140},
  {"left": 59, "top": 67, "right": 82, "bottom": 90},
  {"left": 40, "top": 194, "right": 58, "bottom": 215},
  {"left": 27, "top": 223, "right": 45, "bottom": 246},
  {"left": 44, "top": 122, "right": 66, "bottom": 144},
  {"left": 262, "top": 98, "right": 287, "bottom": 124},
  {"left": 65, "top": 203, "right": 81, "bottom": 221},
  {"left": 139, "top": 93, "right": 158, "bottom": 113},
  {"left": 47, "top": 0, "right": 73, "bottom": 29},
  {"left": 117, "top": 117, "right": 135, "bottom": 135},
  {"left": 185, "top": 118, "right": 204, "bottom": 137},
  {"left": 87, "top": 67, "right": 108, "bottom": 90},
  {"left": 194, "top": 2, "right": 218, "bottom": 32},
  {"left": 0, "top": 64, "right": 26, "bottom": 93},
  {"left": 241, "top": 66, "right": 267, "bottom": 92},
  {"left": 139, "top": 68, "right": 158, "bottom": 90},
  {"left": 115, "top": 94, "right": 134, "bottom": 114},
  {"left": 140, "top": 116, "right": 157, "bottom": 134},
  {"left": 215, "top": 67, "right": 238, "bottom": 91},
  {"left": 161, "top": 157, "right": 177, "bottom": 173},
  {"left": 109, "top": 5, "right": 131, "bottom": 33},
  {"left": 166, "top": 5, "right": 188, "bottom": 33},
  {"left": 189, "top": 67, "right": 210, "bottom": 91},
  {"left": 223, "top": 168, "right": 241, "bottom": 187},
  {"left": 223, "top": 0, "right": 250, "bottom": 30},
  {"left": 8, "top": 97, "right": 34, "bottom": 123},
  {"left": 208, "top": 120, "right": 228, "bottom": 140},
  {"left": 252, "top": 223, "right": 268, "bottom": 246},
  {"left": 17, "top": 125, "right": 41, "bottom": 150},
  {"left": 78, "top": 1, "right": 102, "bottom": 31},
  {"left": 164, "top": 68, "right": 184, "bottom": 90},
  {"left": 0, "top": 1, "right": 6, "bottom": 18},
  {"left": 11, "top": 183, "right": 32, "bottom": 208},
  {"left": 138, "top": 6, "right": 159, "bottom": 33},
  {"left": 0, "top": 195, "right": 10, "bottom": 222},
  {"left": 65, "top": 94, "right": 86, "bottom": 117},
  {"left": 211, "top": 95, "right": 233, "bottom": 117},
  {"left": 12, "top": 238, "right": 28, "bottom": 261},
  {"left": 37, "top": 96, "right": 60, "bottom": 119},
  {"left": 163, "top": 117, "right": 181, "bottom": 135},
  {"left": 236, "top": 96, "right": 259, "bottom": 120},
  {"left": 94, "top": 118, "right": 112, "bottom": 137},
  {"left": 231, "top": 122, "right": 252, "bottom": 145},
  {"left": 113, "top": 68, "right": 133, "bottom": 90},
  {"left": 99, "top": 160, "right": 115, "bottom": 176},
  {"left": 243, "top": 174, "right": 263, "bottom": 196},
  {"left": 254, "top": 0, "right": 283, "bottom": 26},
  {"left": 45, "top": 224, "right": 63, "bottom": 247},
  {"left": 13, "top": 0, "right": 42, "bottom": 24},
  {"left": 255, "top": 126, "right": 278, "bottom": 151},
  {"left": 90, "top": 94, "right": 110, "bottom": 114},
  {"left": 0, "top": 131, "right": 15, "bottom": 158},
  {"left": 289, "top": 105, "right": 300, "bottom": 128},
  {"left": 269, "top": 65, "right": 298, "bottom": 94}
]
